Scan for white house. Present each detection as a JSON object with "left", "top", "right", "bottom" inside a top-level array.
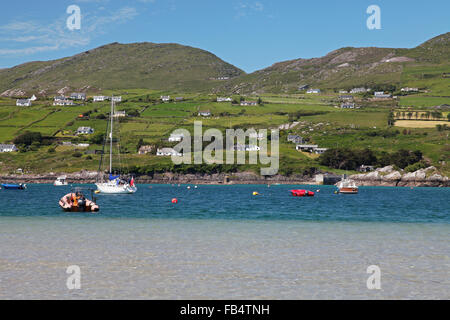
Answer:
[
  {"left": 156, "top": 148, "right": 182, "bottom": 156},
  {"left": 240, "top": 101, "right": 258, "bottom": 106},
  {"left": 77, "top": 127, "right": 94, "bottom": 135},
  {"left": 16, "top": 99, "right": 31, "bottom": 107},
  {"left": 217, "top": 97, "right": 232, "bottom": 102},
  {"left": 112, "top": 96, "right": 122, "bottom": 102},
  {"left": 313, "top": 148, "right": 328, "bottom": 154},
  {"left": 93, "top": 96, "right": 108, "bottom": 102},
  {"left": 53, "top": 99, "right": 74, "bottom": 106},
  {"left": 113, "top": 110, "right": 126, "bottom": 118},
  {"left": 30, "top": 95, "right": 37, "bottom": 101},
  {"left": 350, "top": 87, "right": 368, "bottom": 94},
  {"left": 341, "top": 102, "right": 355, "bottom": 109},
  {"left": 306, "top": 89, "right": 321, "bottom": 94},
  {"left": 168, "top": 133, "right": 184, "bottom": 142},
  {"left": 0, "top": 144, "right": 18, "bottom": 153},
  {"left": 160, "top": 96, "right": 170, "bottom": 102},
  {"left": 249, "top": 131, "right": 265, "bottom": 140},
  {"left": 287, "top": 135, "right": 304, "bottom": 144},
  {"left": 198, "top": 110, "right": 211, "bottom": 117},
  {"left": 401, "top": 87, "right": 419, "bottom": 92},
  {"left": 70, "top": 93, "right": 86, "bottom": 100},
  {"left": 374, "top": 92, "right": 392, "bottom": 98},
  {"left": 296, "top": 144, "right": 319, "bottom": 152}
]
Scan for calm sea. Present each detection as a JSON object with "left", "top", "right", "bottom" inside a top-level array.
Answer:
[{"left": 0, "top": 184, "right": 449, "bottom": 299}]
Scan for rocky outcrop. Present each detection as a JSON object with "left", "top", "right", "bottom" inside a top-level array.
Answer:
[{"left": 350, "top": 166, "right": 449, "bottom": 187}]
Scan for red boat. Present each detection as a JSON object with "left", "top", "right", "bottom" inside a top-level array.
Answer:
[{"left": 290, "top": 189, "right": 315, "bottom": 197}]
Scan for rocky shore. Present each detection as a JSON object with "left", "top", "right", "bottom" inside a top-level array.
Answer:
[
  {"left": 349, "top": 166, "right": 449, "bottom": 187},
  {"left": 1, "top": 167, "right": 448, "bottom": 187}
]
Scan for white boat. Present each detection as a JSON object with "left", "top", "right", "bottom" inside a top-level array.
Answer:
[
  {"left": 336, "top": 178, "right": 358, "bottom": 194},
  {"left": 54, "top": 175, "right": 68, "bottom": 186},
  {"left": 95, "top": 96, "right": 137, "bottom": 194}
]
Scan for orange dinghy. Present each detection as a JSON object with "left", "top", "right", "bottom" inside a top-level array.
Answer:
[
  {"left": 59, "top": 190, "right": 99, "bottom": 212},
  {"left": 290, "top": 189, "right": 315, "bottom": 197}
]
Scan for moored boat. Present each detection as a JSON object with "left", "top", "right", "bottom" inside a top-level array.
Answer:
[
  {"left": 54, "top": 175, "right": 68, "bottom": 186},
  {"left": 1, "top": 183, "right": 26, "bottom": 190},
  {"left": 336, "top": 178, "right": 358, "bottom": 194},
  {"left": 59, "top": 189, "right": 99, "bottom": 212}
]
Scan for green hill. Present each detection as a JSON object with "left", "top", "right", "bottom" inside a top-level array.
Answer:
[
  {"left": 0, "top": 42, "right": 244, "bottom": 96},
  {"left": 215, "top": 32, "right": 450, "bottom": 94}
]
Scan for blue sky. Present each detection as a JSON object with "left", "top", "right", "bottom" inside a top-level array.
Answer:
[{"left": 0, "top": 0, "right": 448, "bottom": 72}]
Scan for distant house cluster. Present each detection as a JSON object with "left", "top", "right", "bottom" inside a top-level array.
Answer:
[
  {"left": 217, "top": 97, "right": 232, "bottom": 102},
  {"left": 240, "top": 100, "right": 258, "bottom": 106},
  {"left": 0, "top": 144, "right": 18, "bottom": 153},
  {"left": 76, "top": 127, "right": 94, "bottom": 135},
  {"left": 400, "top": 87, "right": 419, "bottom": 92}
]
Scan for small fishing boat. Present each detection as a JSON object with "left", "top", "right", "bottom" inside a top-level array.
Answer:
[
  {"left": 291, "top": 189, "right": 315, "bottom": 197},
  {"left": 1, "top": 183, "right": 27, "bottom": 190},
  {"left": 59, "top": 188, "right": 99, "bottom": 212},
  {"left": 54, "top": 175, "right": 68, "bottom": 186},
  {"left": 336, "top": 178, "right": 358, "bottom": 194}
]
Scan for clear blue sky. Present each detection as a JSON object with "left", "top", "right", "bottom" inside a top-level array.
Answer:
[{"left": 0, "top": 0, "right": 448, "bottom": 72}]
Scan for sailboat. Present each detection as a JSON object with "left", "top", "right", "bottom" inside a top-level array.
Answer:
[{"left": 95, "top": 96, "right": 137, "bottom": 194}]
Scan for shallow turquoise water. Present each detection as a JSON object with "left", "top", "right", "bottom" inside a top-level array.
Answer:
[{"left": 0, "top": 184, "right": 449, "bottom": 299}]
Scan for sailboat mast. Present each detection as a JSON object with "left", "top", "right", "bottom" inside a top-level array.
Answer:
[{"left": 110, "top": 96, "right": 114, "bottom": 173}]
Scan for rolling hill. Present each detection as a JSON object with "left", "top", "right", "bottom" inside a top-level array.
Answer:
[
  {"left": 215, "top": 32, "right": 450, "bottom": 94},
  {"left": 0, "top": 42, "right": 244, "bottom": 96}
]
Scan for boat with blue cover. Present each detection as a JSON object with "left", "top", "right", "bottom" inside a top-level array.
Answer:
[{"left": 1, "top": 183, "right": 27, "bottom": 190}]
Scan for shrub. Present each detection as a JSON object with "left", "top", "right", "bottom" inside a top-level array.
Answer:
[
  {"left": 13, "top": 131, "right": 43, "bottom": 146},
  {"left": 72, "top": 152, "right": 83, "bottom": 158}
]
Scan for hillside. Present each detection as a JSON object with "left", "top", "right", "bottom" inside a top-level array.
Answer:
[
  {"left": 0, "top": 42, "right": 244, "bottom": 96},
  {"left": 215, "top": 32, "right": 450, "bottom": 94}
]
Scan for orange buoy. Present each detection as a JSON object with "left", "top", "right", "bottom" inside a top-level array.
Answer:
[{"left": 171, "top": 198, "right": 178, "bottom": 204}]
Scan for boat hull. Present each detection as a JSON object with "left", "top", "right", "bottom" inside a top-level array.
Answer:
[
  {"left": 338, "top": 187, "right": 358, "bottom": 194},
  {"left": 59, "top": 193, "right": 99, "bottom": 212},
  {"left": 96, "top": 182, "right": 137, "bottom": 194},
  {"left": 2, "top": 184, "right": 26, "bottom": 190}
]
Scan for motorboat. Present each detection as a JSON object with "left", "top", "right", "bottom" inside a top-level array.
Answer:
[
  {"left": 1, "top": 183, "right": 26, "bottom": 190},
  {"left": 336, "top": 178, "right": 359, "bottom": 194},
  {"left": 54, "top": 175, "right": 68, "bottom": 186},
  {"left": 59, "top": 188, "right": 99, "bottom": 212}
]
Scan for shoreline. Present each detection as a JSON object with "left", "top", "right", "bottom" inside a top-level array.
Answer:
[{"left": 1, "top": 170, "right": 449, "bottom": 187}]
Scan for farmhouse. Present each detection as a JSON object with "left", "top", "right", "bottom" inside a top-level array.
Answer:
[
  {"left": 306, "top": 89, "right": 321, "bottom": 94},
  {"left": 341, "top": 102, "right": 355, "bottom": 109},
  {"left": 240, "top": 101, "right": 258, "bottom": 106},
  {"left": 138, "top": 145, "right": 153, "bottom": 155},
  {"left": 350, "top": 87, "right": 369, "bottom": 94},
  {"left": 70, "top": 93, "right": 86, "bottom": 100},
  {"left": 168, "top": 133, "right": 184, "bottom": 142},
  {"left": 53, "top": 99, "right": 74, "bottom": 106},
  {"left": 16, "top": 99, "right": 31, "bottom": 107},
  {"left": 112, "top": 96, "right": 122, "bottom": 102},
  {"left": 76, "top": 127, "right": 94, "bottom": 135},
  {"left": 198, "top": 110, "right": 211, "bottom": 117},
  {"left": 296, "top": 144, "right": 319, "bottom": 152},
  {"left": 339, "top": 90, "right": 348, "bottom": 94},
  {"left": 287, "top": 134, "right": 304, "bottom": 144},
  {"left": 113, "top": 110, "right": 126, "bottom": 118},
  {"left": 156, "top": 148, "right": 182, "bottom": 156},
  {"left": 217, "top": 97, "right": 232, "bottom": 102},
  {"left": 160, "top": 95, "right": 170, "bottom": 102},
  {"left": 313, "top": 147, "right": 328, "bottom": 154},
  {"left": 0, "top": 144, "right": 18, "bottom": 153},
  {"left": 93, "top": 96, "right": 108, "bottom": 102},
  {"left": 374, "top": 92, "right": 392, "bottom": 98}
]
